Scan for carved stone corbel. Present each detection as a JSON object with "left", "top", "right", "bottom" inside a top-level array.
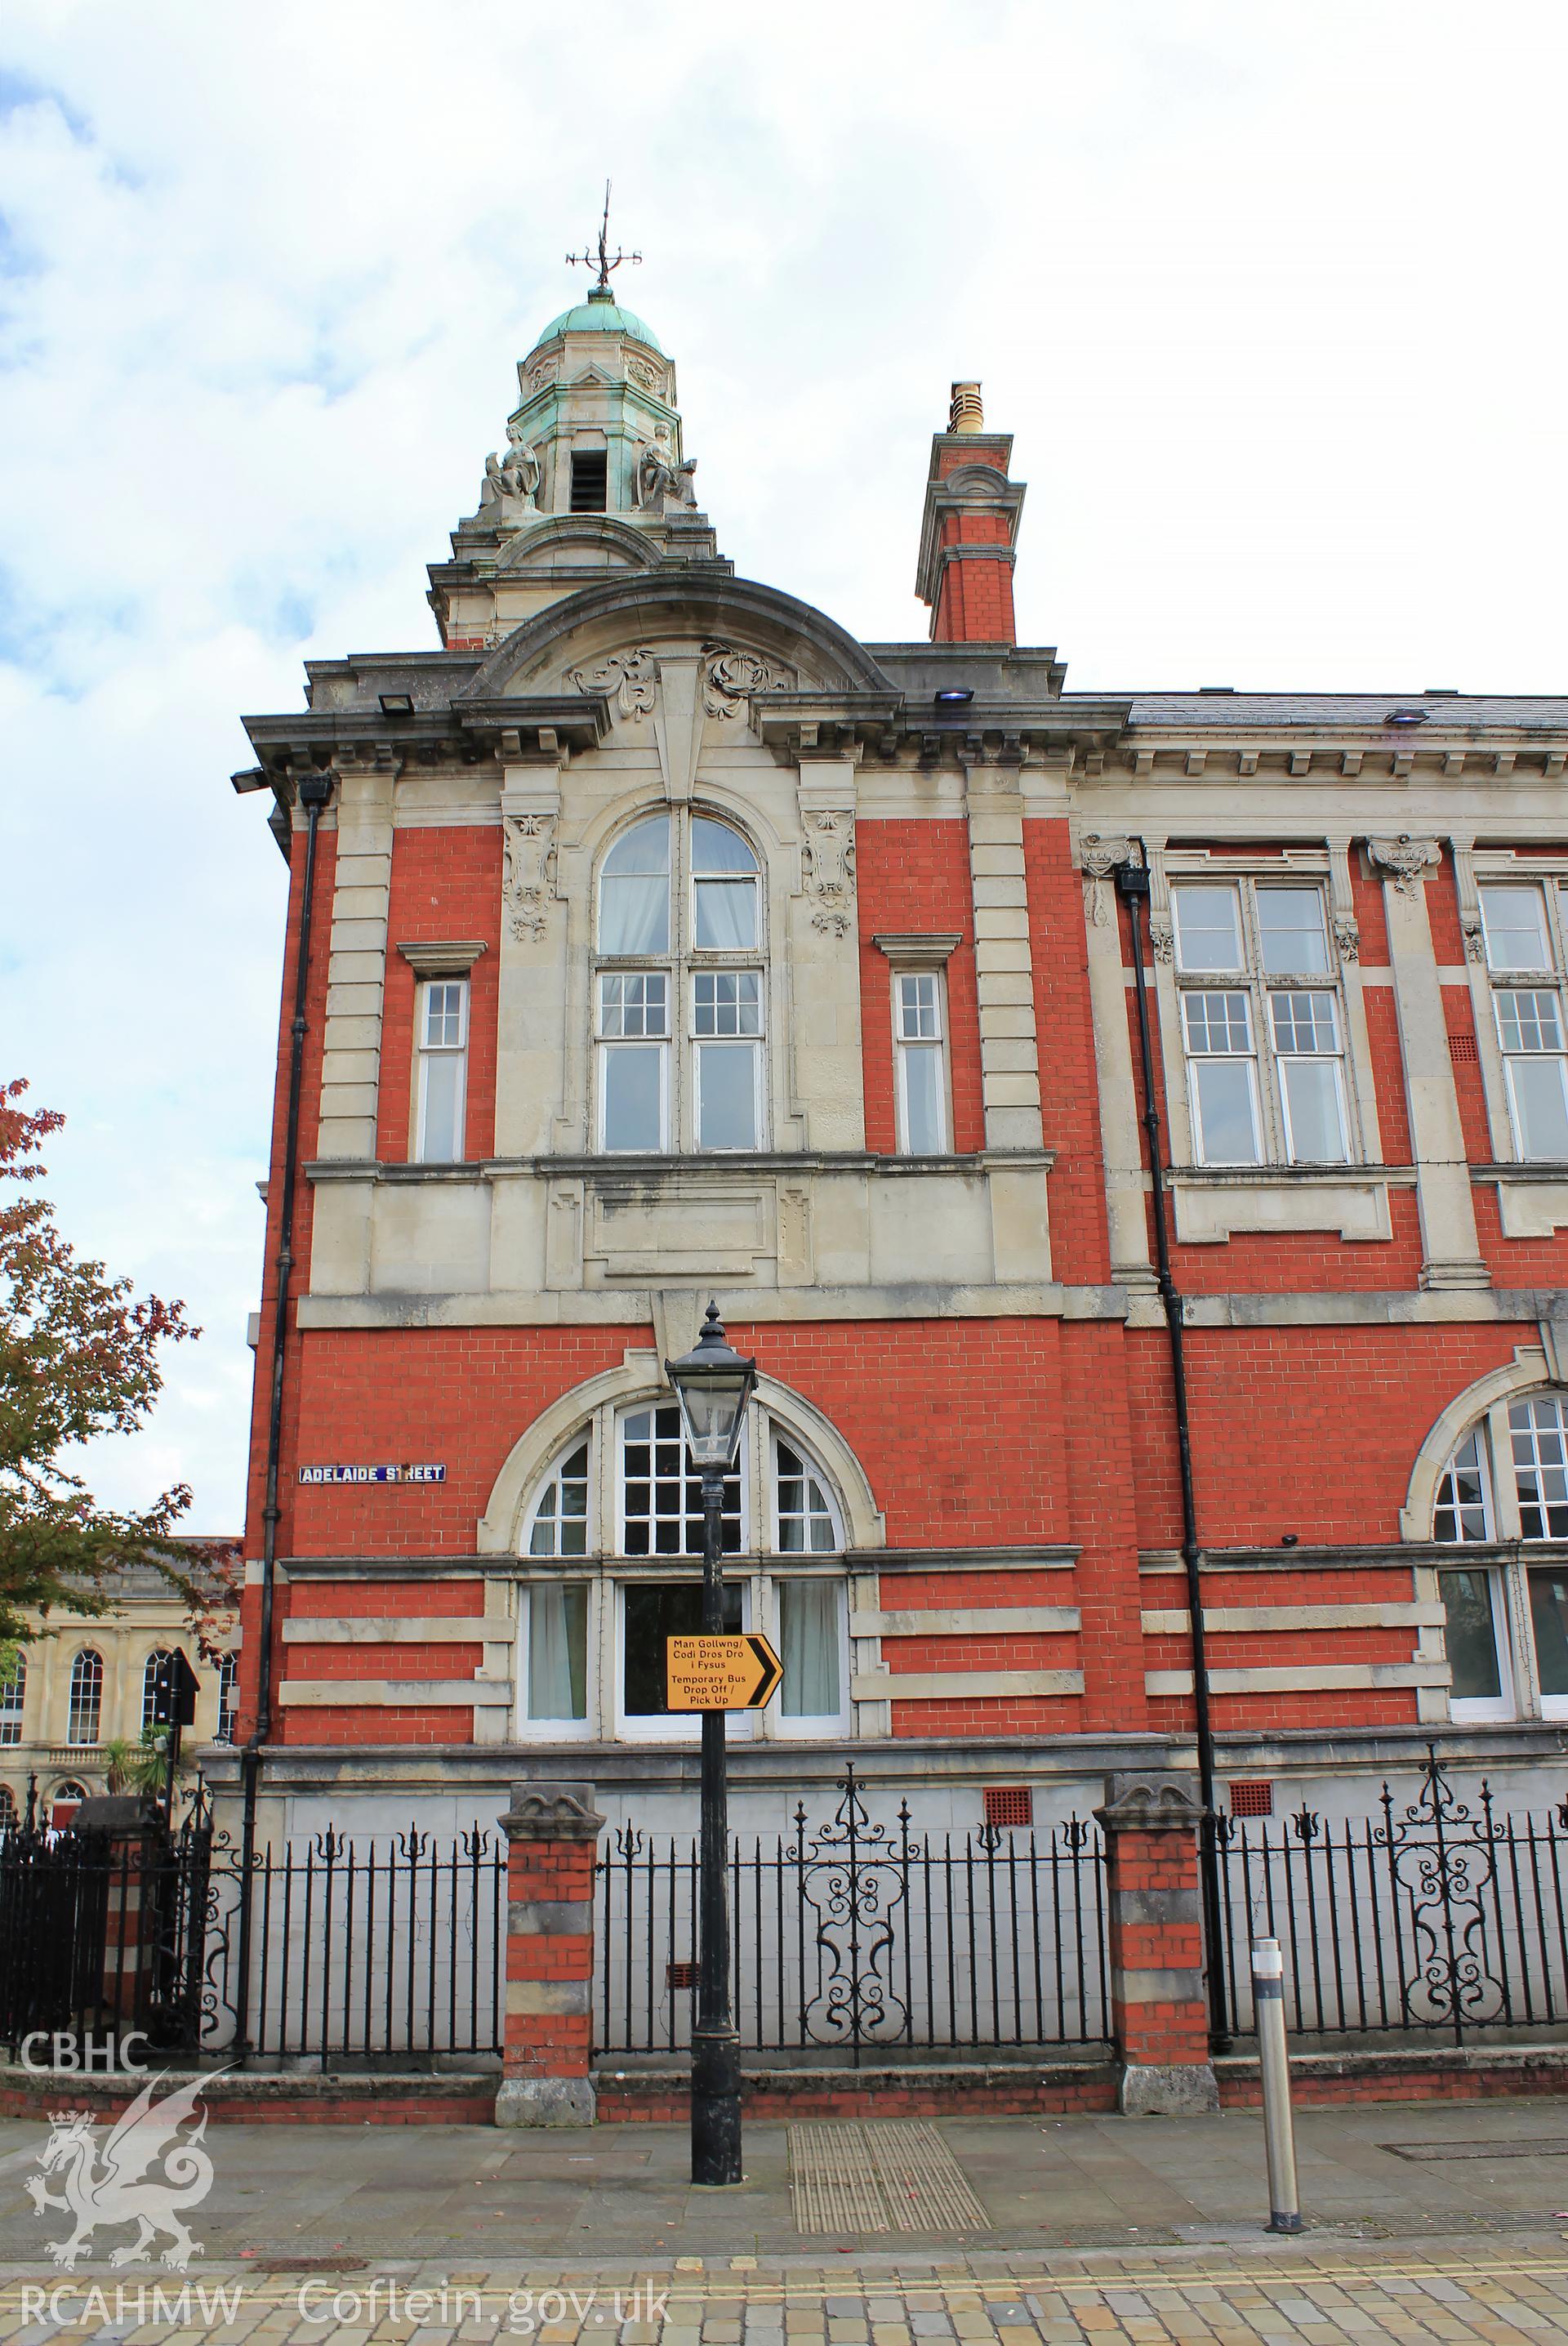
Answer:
[
  {"left": 1078, "top": 832, "right": 1135, "bottom": 926},
  {"left": 503, "top": 810, "right": 561, "bottom": 942},
  {"left": 1449, "top": 837, "right": 1487, "bottom": 961},
  {"left": 1366, "top": 834, "right": 1442, "bottom": 897},
  {"left": 802, "top": 807, "right": 857, "bottom": 938}
]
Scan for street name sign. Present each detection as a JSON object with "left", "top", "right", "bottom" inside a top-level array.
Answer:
[{"left": 666, "top": 1633, "right": 784, "bottom": 1711}]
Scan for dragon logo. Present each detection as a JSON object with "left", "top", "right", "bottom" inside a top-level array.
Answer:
[{"left": 26, "top": 2072, "right": 222, "bottom": 2268}]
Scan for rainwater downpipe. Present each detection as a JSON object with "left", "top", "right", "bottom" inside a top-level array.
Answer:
[
  {"left": 235, "top": 765, "right": 333, "bottom": 2054},
  {"left": 1115, "top": 847, "right": 1230, "bottom": 2051}
]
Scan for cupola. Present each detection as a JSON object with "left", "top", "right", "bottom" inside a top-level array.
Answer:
[{"left": 429, "top": 202, "right": 729, "bottom": 649}]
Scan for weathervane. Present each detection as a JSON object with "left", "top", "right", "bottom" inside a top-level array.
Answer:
[{"left": 567, "top": 182, "right": 641, "bottom": 295}]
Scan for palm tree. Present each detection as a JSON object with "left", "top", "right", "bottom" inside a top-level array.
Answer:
[{"left": 100, "top": 1733, "right": 178, "bottom": 1800}]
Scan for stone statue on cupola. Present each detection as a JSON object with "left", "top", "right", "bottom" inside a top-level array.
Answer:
[
  {"left": 480, "top": 430, "right": 542, "bottom": 514},
  {"left": 637, "top": 425, "right": 697, "bottom": 513}
]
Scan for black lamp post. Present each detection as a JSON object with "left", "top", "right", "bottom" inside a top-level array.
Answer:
[{"left": 665, "top": 1300, "right": 757, "bottom": 2187}]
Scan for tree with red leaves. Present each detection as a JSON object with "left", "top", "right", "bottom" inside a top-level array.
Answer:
[{"left": 0, "top": 1080, "right": 236, "bottom": 1644}]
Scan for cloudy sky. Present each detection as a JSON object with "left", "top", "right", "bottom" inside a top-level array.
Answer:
[{"left": 2, "top": 1, "right": 1565, "bottom": 1532}]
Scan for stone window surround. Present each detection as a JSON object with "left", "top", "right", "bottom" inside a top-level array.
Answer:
[
  {"left": 875, "top": 934, "right": 961, "bottom": 1158},
  {"left": 518, "top": 773, "right": 839, "bottom": 1163},
  {"left": 1453, "top": 839, "right": 1568, "bottom": 1238},
  {"left": 478, "top": 1360, "right": 885, "bottom": 1745},
  {"left": 503, "top": 1371, "right": 871, "bottom": 1747},
  {"left": 590, "top": 804, "right": 768, "bottom": 1157},
  {"left": 1427, "top": 1403, "right": 1568, "bottom": 1728},
  {"left": 1141, "top": 836, "right": 1388, "bottom": 1244},
  {"left": 1401, "top": 1340, "right": 1568, "bottom": 1728}
]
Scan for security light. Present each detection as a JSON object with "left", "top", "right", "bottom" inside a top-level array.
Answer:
[
  {"left": 379, "top": 693, "right": 415, "bottom": 716},
  {"left": 933, "top": 689, "right": 974, "bottom": 706},
  {"left": 1384, "top": 708, "right": 1428, "bottom": 726}
]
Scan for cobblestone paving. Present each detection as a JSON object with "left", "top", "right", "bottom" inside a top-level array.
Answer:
[{"left": 3, "top": 2247, "right": 1568, "bottom": 2344}]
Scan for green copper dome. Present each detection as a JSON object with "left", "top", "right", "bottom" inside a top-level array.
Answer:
[{"left": 532, "top": 296, "right": 663, "bottom": 355}]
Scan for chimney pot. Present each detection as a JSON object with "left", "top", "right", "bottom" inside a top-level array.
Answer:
[{"left": 949, "top": 381, "right": 984, "bottom": 434}]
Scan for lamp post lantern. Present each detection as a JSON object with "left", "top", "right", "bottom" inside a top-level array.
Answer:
[{"left": 665, "top": 1300, "right": 758, "bottom": 2186}]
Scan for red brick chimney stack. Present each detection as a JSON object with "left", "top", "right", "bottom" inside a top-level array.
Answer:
[{"left": 915, "top": 381, "right": 1027, "bottom": 644}]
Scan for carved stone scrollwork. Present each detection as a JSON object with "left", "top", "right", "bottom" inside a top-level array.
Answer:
[
  {"left": 1079, "top": 832, "right": 1134, "bottom": 926},
  {"left": 567, "top": 647, "right": 657, "bottom": 722},
  {"left": 500, "top": 1782, "right": 606, "bottom": 1844},
  {"left": 803, "top": 808, "right": 857, "bottom": 938},
  {"left": 1094, "top": 1772, "right": 1209, "bottom": 1832},
  {"left": 626, "top": 355, "right": 663, "bottom": 393},
  {"left": 1334, "top": 916, "right": 1361, "bottom": 964},
  {"left": 702, "top": 641, "right": 778, "bottom": 720},
  {"left": 1147, "top": 917, "right": 1175, "bottom": 965},
  {"left": 1461, "top": 914, "right": 1488, "bottom": 961},
  {"left": 504, "top": 812, "right": 559, "bottom": 942},
  {"left": 1367, "top": 834, "right": 1442, "bottom": 897}
]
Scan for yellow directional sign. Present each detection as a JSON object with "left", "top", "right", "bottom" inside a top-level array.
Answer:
[{"left": 666, "top": 1633, "right": 784, "bottom": 1712}]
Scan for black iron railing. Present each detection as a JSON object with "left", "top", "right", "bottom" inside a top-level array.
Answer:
[
  {"left": 1217, "top": 1746, "right": 1568, "bottom": 2046},
  {"left": 0, "top": 1804, "right": 507, "bottom": 2063},
  {"left": 205, "top": 1825, "right": 507, "bottom": 2058},
  {"left": 13, "top": 1750, "right": 1566, "bottom": 2070},
  {"left": 0, "top": 1800, "right": 212, "bottom": 2053},
  {"left": 595, "top": 1764, "right": 1111, "bottom": 2063}
]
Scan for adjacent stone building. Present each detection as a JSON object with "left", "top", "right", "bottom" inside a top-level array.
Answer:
[
  {"left": 217, "top": 274, "right": 1568, "bottom": 1847},
  {"left": 0, "top": 1562, "right": 239, "bottom": 1828}
]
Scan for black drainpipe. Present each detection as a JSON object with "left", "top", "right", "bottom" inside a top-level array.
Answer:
[
  {"left": 1116, "top": 848, "right": 1230, "bottom": 2051},
  {"left": 235, "top": 764, "right": 333, "bottom": 2054}
]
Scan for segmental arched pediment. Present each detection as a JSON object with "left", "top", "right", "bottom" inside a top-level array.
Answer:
[
  {"left": 460, "top": 573, "right": 895, "bottom": 706},
  {"left": 495, "top": 517, "right": 662, "bottom": 578}
]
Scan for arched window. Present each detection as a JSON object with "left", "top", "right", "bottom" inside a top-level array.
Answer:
[
  {"left": 517, "top": 1398, "right": 848, "bottom": 1745},
  {"left": 1432, "top": 1389, "right": 1568, "bottom": 1724},
  {"left": 0, "top": 1652, "right": 25, "bottom": 1746},
  {"left": 51, "top": 1780, "right": 88, "bottom": 1827},
  {"left": 527, "top": 1439, "right": 590, "bottom": 1556},
  {"left": 142, "top": 1650, "right": 174, "bottom": 1736},
  {"left": 67, "top": 1650, "right": 103, "bottom": 1746},
  {"left": 0, "top": 1786, "right": 17, "bottom": 1831},
  {"left": 594, "top": 810, "right": 764, "bottom": 1153},
  {"left": 215, "top": 1653, "right": 239, "bottom": 1744}
]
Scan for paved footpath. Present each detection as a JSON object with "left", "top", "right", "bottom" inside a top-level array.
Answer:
[
  {"left": 5, "top": 2245, "right": 1568, "bottom": 2345},
  {"left": 3, "top": 2100, "right": 1568, "bottom": 2339}
]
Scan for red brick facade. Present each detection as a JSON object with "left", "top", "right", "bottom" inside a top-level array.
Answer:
[{"left": 224, "top": 302, "right": 1568, "bottom": 1844}]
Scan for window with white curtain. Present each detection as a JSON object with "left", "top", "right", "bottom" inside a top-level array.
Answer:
[
  {"left": 515, "top": 1403, "right": 850, "bottom": 1742},
  {"left": 595, "top": 811, "right": 765, "bottom": 1153},
  {"left": 416, "top": 979, "right": 468, "bottom": 1162},
  {"left": 1432, "top": 1389, "right": 1568, "bottom": 1723},
  {"left": 524, "top": 1584, "right": 590, "bottom": 1732},
  {"left": 1479, "top": 883, "right": 1568, "bottom": 1160},
  {"left": 1171, "top": 879, "right": 1351, "bottom": 1166}
]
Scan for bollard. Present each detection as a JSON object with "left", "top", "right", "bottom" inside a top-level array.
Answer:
[{"left": 1252, "top": 1937, "right": 1303, "bottom": 2234}]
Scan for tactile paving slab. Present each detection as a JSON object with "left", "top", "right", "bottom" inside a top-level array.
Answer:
[{"left": 788, "top": 2120, "right": 990, "bottom": 2234}]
